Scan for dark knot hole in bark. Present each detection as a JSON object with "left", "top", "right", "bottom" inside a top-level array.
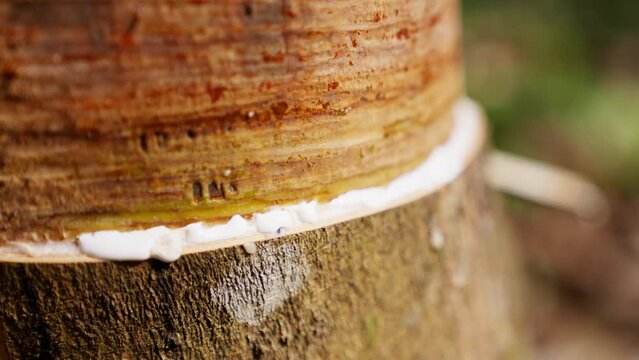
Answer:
[
  {"left": 222, "top": 181, "right": 239, "bottom": 198},
  {"left": 243, "top": 2, "right": 253, "bottom": 17},
  {"left": 192, "top": 182, "right": 204, "bottom": 202},
  {"left": 208, "top": 181, "right": 222, "bottom": 199},
  {"left": 139, "top": 134, "right": 148, "bottom": 152},
  {"left": 155, "top": 131, "right": 168, "bottom": 149}
]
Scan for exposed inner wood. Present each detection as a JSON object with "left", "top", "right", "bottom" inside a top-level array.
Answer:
[
  {"left": 0, "top": 0, "right": 462, "bottom": 243},
  {"left": 0, "top": 107, "right": 485, "bottom": 264}
]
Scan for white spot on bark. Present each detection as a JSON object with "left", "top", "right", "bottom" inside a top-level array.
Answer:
[
  {"left": 430, "top": 224, "right": 445, "bottom": 251},
  {"left": 242, "top": 242, "right": 257, "bottom": 254},
  {"left": 211, "top": 242, "right": 309, "bottom": 325}
]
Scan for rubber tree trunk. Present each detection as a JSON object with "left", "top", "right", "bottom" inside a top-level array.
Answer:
[
  {"left": 0, "top": 0, "right": 461, "bottom": 242},
  {"left": 0, "top": 160, "right": 526, "bottom": 359},
  {"left": 0, "top": 0, "right": 526, "bottom": 358}
]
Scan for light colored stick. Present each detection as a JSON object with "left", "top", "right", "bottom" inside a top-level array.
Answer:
[{"left": 485, "top": 150, "right": 610, "bottom": 221}]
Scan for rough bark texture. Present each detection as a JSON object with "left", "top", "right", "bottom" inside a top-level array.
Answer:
[
  {"left": 0, "top": 0, "right": 462, "bottom": 242},
  {"left": 0, "top": 2, "right": 522, "bottom": 357},
  {"left": 0, "top": 161, "right": 526, "bottom": 359}
]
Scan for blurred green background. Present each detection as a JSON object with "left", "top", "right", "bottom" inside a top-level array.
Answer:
[
  {"left": 463, "top": 3, "right": 639, "bottom": 356},
  {"left": 463, "top": 0, "right": 639, "bottom": 191}
]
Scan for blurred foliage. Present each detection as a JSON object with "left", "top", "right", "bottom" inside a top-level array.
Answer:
[{"left": 463, "top": 0, "right": 639, "bottom": 190}]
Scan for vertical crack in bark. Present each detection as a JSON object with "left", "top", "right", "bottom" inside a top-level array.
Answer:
[
  {"left": 19, "top": 266, "right": 55, "bottom": 357},
  {"left": 0, "top": 324, "right": 10, "bottom": 360}
]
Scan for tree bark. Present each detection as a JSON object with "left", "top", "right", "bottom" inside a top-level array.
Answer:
[
  {"left": 0, "top": 160, "right": 526, "bottom": 359},
  {"left": 0, "top": 1, "right": 526, "bottom": 358},
  {"left": 0, "top": 0, "right": 462, "bottom": 242}
]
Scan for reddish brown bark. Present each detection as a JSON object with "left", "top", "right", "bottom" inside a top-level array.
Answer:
[{"left": 0, "top": 0, "right": 463, "bottom": 243}]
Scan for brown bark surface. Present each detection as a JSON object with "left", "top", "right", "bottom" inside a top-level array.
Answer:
[
  {"left": 0, "top": 161, "right": 526, "bottom": 359},
  {"left": 0, "top": 0, "right": 462, "bottom": 242}
]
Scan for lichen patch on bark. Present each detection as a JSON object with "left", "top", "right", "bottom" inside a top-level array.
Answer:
[{"left": 212, "top": 242, "right": 309, "bottom": 326}]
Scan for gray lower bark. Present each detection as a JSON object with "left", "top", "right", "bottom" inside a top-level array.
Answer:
[{"left": 0, "top": 161, "right": 526, "bottom": 359}]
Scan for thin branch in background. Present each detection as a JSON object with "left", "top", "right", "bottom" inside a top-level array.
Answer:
[{"left": 485, "top": 150, "right": 610, "bottom": 222}]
